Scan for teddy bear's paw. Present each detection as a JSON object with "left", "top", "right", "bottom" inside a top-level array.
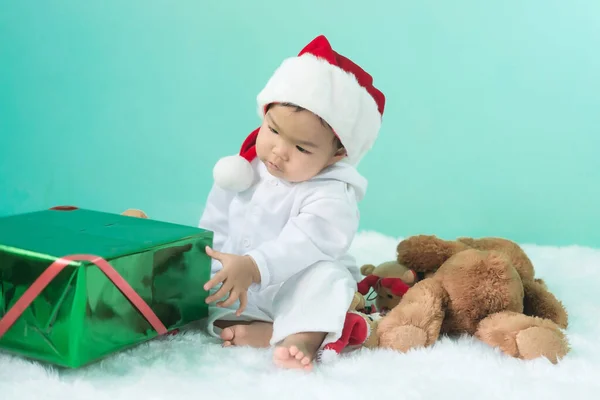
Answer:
[
  {"left": 515, "top": 326, "right": 569, "bottom": 364},
  {"left": 476, "top": 311, "right": 569, "bottom": 364},
  {"left": 378, "top": 325, "right": 428, "bottom": 352},
  {"left": 523, "top": 279, "right": 569, "bottom": 329}
]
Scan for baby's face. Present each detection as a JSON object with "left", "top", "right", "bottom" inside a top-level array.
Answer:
[{"left": 255, "top": 104, "right": 346, "bottom": 183}]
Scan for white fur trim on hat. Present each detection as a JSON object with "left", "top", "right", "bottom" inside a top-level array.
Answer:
[
  {"left": 213, "top": 155, "right": 255, "bottom": 192},
  {"left": 256, "top": 54, "right": 382, "bottom": 166}
]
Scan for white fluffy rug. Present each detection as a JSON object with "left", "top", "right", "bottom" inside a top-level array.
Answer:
[{"left": 1, "top": 231, "right": 599, "bottom": 400}]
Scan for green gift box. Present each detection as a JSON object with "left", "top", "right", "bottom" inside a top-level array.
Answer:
[{"left": 0, "top": 206, "right": 213, "bottom": 368}]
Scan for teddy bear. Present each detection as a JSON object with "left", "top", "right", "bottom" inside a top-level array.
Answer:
[
  {"left": 356, "top": 260, "right": 418, "bottom": 315},
  {"left": 376, "top": 235, "right": 570, "bottom": 364}
]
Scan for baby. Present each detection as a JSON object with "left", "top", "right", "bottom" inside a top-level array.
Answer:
[{"left": 198, "top": 35, "right": 385, "bottom": 370}]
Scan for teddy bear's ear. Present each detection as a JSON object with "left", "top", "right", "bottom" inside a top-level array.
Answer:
[
  {"left": 360, "top": 264, "right": 376, "bottom": 276},
  {"left": 397, "top": 235, "right": 468, "bottom": 273},
  {"left": 402, "top": 269, "right": 417, "bottom": 284}
]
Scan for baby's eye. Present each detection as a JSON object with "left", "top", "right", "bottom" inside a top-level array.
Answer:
[
  {"left": 269, "top": 126, "right": 278, "bottom": 134},
  {"left": 296, "top": 146, "right": 311, "bottom": 154}
]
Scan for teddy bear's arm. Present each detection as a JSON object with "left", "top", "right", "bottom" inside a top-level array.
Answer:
[
  {"left": 376, "top": 278, "right": 449, "bottom": 352},
  {"left": 396, "top": 235, "right": 468, "bottom": 273},
  {"left": 523, "top": 280, "right": 568, "bottom": 329}
]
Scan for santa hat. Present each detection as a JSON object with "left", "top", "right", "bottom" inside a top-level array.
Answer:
[{"left": 213, "top": 34, "right": 386, "bottom": 192}]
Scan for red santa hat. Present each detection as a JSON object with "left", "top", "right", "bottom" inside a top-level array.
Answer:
[{"left": 213, "top": 34, "right": 386, "bottom": 192}]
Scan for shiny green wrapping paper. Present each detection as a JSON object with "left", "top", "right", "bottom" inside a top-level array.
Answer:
[{"left": 0, "top": 207, "right": 213, "bottom": 368}]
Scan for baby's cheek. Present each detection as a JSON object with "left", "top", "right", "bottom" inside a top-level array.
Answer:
[{"left": 286, "top": 159, "right": 322, "bottom": 182}]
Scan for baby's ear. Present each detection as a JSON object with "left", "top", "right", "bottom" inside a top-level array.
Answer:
[
  {"left": 328, "top": 150, "right": 347, "bottom": 167},
  {"left": 332, "top": 148, "right": 347, "bottom": 162}
]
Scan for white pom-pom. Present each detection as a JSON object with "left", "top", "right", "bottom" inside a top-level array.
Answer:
[
  {"left": 213, "top": 155, "right": 255, "bottom": 192},
  {"left": 317, "top": 349, "right": 339, "bottom": 364}
]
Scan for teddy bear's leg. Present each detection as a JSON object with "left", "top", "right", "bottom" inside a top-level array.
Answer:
[
  {"left": 475, "top": 311, "right": 569, "bottom": 364},
  {"left": 377, "top": 278, "right": 448, "bottom": 352},
  {"left": 456, "top": 237, "right": 535, "bottom": 281},
  {"left": 523, "top": 279, "right": 568, "bottom": 329}
]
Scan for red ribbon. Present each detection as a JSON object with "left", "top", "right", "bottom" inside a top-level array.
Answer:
[{"left": 0, "top": 254, "right": 168, "bottom": 339}]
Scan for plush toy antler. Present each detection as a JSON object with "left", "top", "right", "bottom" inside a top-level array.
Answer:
[
  {"left": 357, "top": 275, "right": 411, "bottom": 297},
  {"left": 357, "top": 274, "right": 379, "bottom": 295},
  {"left": 380, "top": 277, "right": 410, "bottom": 296}
]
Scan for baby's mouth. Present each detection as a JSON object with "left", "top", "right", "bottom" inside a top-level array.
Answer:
[{"left": 268, "top": 161, "right": 281, "bottom": 171}]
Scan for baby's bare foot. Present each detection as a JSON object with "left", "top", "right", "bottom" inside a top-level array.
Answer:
[
  {"left": 273, "top": 344, "right": 313, "bottom": 370},
  {"left": 219, "top": 321, "right": 273, "bottom": 348},
  {"left": 273, "top": 332, "right": 326, "bottom": 371}
]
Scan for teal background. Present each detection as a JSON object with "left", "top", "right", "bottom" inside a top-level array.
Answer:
[{"left": 1, "top": 0, "right": 599, "bottom": 248}]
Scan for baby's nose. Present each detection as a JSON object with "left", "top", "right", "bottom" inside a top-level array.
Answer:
[{"left": 273, "top": 146, "right": 288, "bottom": 160}]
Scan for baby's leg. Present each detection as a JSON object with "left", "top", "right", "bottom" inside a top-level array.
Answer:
[
  {"left": 204, "top": 285, "right": 276, "bottom": 347},
  {"left": 269, "top": 261, "right": 356, "bottom": 370},
  {"left": 214, "top": 319, "right": 273, "bottom": 348}
]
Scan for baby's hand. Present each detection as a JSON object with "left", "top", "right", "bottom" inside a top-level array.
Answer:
[{"left": 203, "top": 246, "right": 260, "bottom": 316}]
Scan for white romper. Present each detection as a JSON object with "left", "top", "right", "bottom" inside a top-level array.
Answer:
[{"left": 198, "top": 158, "right": 366, "bottom": 347}]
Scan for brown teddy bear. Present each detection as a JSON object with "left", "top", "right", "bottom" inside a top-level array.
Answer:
[
  {"left": 376, "top": 235, "right": 569, "bottom": 364},
  {"left": 357, "top": 261, "right": 418, "bottom": 315}
]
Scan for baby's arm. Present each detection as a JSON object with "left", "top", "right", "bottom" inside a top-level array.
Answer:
[
  {"left": 245, "top": 187, "right": 359, "bottom": 291},
  {"left": 198, "top": 183, "right": 235, "bottom": 251}
]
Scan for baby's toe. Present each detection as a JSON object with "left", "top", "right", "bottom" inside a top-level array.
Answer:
[
  {"left": 220, "top": 327, "right": 235, "bottom": 341},
  {"left": 274, "top": 346, "right": 292, "bottom": 361},
  {"left": 288, "top": 345, "right": 300, "bottom": 357}
]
